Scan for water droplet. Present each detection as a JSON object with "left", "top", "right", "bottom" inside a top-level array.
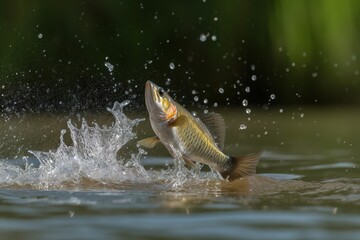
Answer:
[
  {"left": 300, "top": 113, "right": 304, "bottom": 118},
  {"left": 211, "top": 35, "right": 217, "bottom": 41},
  {"left": 165, "top": 78, "right": 171, "bottom": 86},
  {"left": 199, "top": 34, "right": 207, "bottom": 42},
  {"left": 251, "top": 75, "right": 257, "bottom": 81},
  {"left": 38, "top": 33, "right": 43, "bottom": 39},
  {"left": 278, "top": 46, "right": 283, "bottom": 52},
  {"left": 194, "top": 96, "right": 199, "bottom": 102},
  {"left": 242, "top": 99, "right": 248, "bottom": 106},
  {"left": 239, "top": 124, "right": 247, "bottom": 130},
  {"left": 203, "top": 99, "right": 208, "bottom": 104},
  {"left": 169, "top": 62, "right": 175, "bottom": 70},
  {"left": 245, "top": 86, "right": 250, "bottom": 93},
  {"left": 312, "top": 72, "right": 317, "bottom": 77},
  {"left": 333, "top": 207, "right": 337, "bottom": 214},
  {"left": 270, "top": 94, "right": 276, "bottom": 100},
  {"left": 218, "top": 88, "right": 224, "bottom": 94},
  {"left": 250, "top": 65, "right": 255, "bottom": 71},
  {"left": 104, "top": 62, "right": 114, "bottom": 72},
  {"left": 246, "top": 108, "right": 251, "bottom": 114},
  {"left": 213, "top": 102, "right": 218, "bottom": 107},
  {"left": 279, "top": 108, "right": 283, "bottom": 113},
  {"left": 144, "top": 60, "right": 153, "bottom": 69},
  {"left": 214, "top": 17, "right": 218, "bottom": 21}
]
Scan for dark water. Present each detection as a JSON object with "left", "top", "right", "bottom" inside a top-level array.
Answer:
[{"left": 0, "top": 105, "right": 359, "bottom": 240}]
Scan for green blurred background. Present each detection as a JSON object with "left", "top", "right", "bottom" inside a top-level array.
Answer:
[{"left": 0, "top": 0, "right": 359, "bottom": 113}]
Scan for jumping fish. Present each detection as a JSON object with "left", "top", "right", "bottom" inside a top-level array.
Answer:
[{"left": 138, "top": 81, "right": 261, "bottom": 181}]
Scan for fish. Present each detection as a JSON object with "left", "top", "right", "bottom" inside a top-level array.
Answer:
[{"left": 138, "top": 81, "right": 261, "bottom": 181}]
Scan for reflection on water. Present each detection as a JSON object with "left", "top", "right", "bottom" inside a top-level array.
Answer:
[{"left": 0, "top": 103, "right": 359, "bottom": 239}]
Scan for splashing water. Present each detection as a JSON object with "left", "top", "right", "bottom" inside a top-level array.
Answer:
[
  {"left": 0, "top": 101, "right": 146, "bottom": 189},
  {"left": 0, "top": 101, "right": 219, "bottom": 190}
]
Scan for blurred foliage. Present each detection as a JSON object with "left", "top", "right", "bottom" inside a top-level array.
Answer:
[{"left": 0, "top": 0, "right": 359, "bottom": 113}]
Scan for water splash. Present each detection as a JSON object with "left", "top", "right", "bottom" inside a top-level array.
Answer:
[
  {"left": 0, "top": 101, "right": 147, "bottom": 189},
  {"left": 0, "top": 101, "right": 220, "bottom": 190}
]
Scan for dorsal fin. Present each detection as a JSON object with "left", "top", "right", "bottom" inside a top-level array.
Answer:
[{"left": 199, "top": 112, "right": 226, "bottom": 150}]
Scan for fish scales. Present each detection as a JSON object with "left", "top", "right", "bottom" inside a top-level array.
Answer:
[{"left": 174, "top": 104, "right": 228, "bottom": 167}]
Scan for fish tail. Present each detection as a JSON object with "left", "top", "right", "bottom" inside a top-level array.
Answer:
[{"left": 220, "top": 152, "right": 262, "bottom": 181}]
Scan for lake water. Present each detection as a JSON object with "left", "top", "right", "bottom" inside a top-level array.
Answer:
[{"left": 0, "top": 102, "right": 359, "bottom": 240}]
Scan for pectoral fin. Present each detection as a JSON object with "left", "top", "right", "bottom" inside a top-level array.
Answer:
[
  {"left": 137, "top": 136, "right": 160, "bottom": 148},
  {"left": 182, "top": 156, "right": 196, "bottom": 168},
  {"left": 168, "top": 115, "right": 188, "bottom": 127}
]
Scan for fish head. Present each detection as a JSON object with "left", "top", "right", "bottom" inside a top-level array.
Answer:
[{"left": 145, "top": 81, "right": 178, "bottom": 121}]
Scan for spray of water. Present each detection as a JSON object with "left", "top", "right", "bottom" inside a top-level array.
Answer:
[{"left": 0, "top": 101, "right": 220, "bottom": 190}]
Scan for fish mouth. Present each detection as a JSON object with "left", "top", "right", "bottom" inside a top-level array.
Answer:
[
  {"left": 145, "top": 80, "right": 153, "bottom": 93},
  {"left": 145, "top": 80, "right": 160, "bottom": 116},
  {"left": 145, "top": 81, "right": 156, "bottom": 103}
]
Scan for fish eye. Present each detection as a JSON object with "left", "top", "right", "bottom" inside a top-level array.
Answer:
[{"left": 158, "top": 87, "right": 165, "bottom": 97}]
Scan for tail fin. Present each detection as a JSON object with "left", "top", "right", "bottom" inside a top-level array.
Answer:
[{"left": 220, "top": 152, "right": 262, "bottom": 181}]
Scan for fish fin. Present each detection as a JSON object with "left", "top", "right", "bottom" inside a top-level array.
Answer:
[
  {"left": 168, "top": 115, "right": 188, "bottom": 127},
  {"left": 199, "top": 112, "right": 226, "bottom": 150},
  {"left": 220, "top": 152, "right": 262, "bottom": 181},
  {"left": 182, "top": 156, "right": 196, "bottom": 168},
  {"left": 137, "top": 136, "right": 160, "bottom": 148}
]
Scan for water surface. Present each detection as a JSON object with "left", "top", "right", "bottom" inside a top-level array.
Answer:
[{"left": 0, "top": 103, "right": 359, "bottom": 239}]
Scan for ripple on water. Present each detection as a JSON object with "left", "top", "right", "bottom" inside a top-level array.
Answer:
[{"left": 295, "top": 162, "right": 357, "bottom": 170}]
